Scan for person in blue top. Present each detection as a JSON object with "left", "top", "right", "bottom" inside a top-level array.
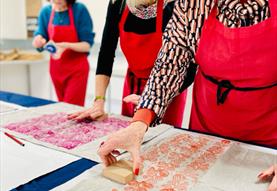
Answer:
[{"left": 33, "top": 0, "right": 95, "bottom": 106}]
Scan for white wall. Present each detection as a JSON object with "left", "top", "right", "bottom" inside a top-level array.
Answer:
[
  {"left": 0, "top": 0, "right": 109, "bottom": 41},
  {"left": 0, "top": 0, "right": 27, "bottom": 39},
  {"left": 79, "top": 0, "right": 109, "bottom": 43}
]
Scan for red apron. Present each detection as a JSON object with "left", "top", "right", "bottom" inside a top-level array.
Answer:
[
  {"left": 191, "top": 0, "right": 277, "bottom": 147},
  {"left": 119, "top": 0, "right": 187, "bottom": 127},
  {"left": 48, "top": 6, "right": 89, "bottom": 106}
]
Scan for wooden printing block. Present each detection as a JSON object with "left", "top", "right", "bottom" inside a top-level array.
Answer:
[
  {"left": 102, "top": 160, "right": 134, "bottom": 184},
  {"left": 115, "top": 160, "right": 143, "bottom": 175}
]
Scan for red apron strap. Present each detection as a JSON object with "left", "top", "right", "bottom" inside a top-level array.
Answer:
[
  {"left": 48, "top": 6, "right": 56, "bottom": 40},
  {"left": 156, "top": 0, "right": 164, "bottom": 33},
  {"left": 210, "top": 0, "right": 218, "bottom": 17},
  {"left": 48, "top": 5, "right": 74, "bottom": 26},
  {"left": 68, "top": 5, "right": 75, "bottom": 26},
  {"left": 49, "top": 6, "right": 55, "bottom": 28},
  {"left": 120, "top": 6, "right": 129, "bottom": 29},
  {"left": 269, "top": 0, "right": 277, "bottom": 17}
]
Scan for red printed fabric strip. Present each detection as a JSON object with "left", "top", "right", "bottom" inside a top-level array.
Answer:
[{"left": 119, "top": 133, "right": 231, "bottom": 191}]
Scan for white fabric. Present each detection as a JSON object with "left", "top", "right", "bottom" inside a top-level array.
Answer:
[
  {"left": 53, "top": 128, "right": 232, "bottom": 191},
  {"left": 0, "top": 132, "right": 79, "bottom": 191},
  {"left": 1, "top": 102, "right": 172, "bottom": 162},
  {"left": 53, "top": 129, "right": 276, "bottom": 191},
  {"left": 0, "top": 101, "right": 25, "bottom": 114},
  {"left": 190, "top": 143, "right": 276, "bottom": 191}
]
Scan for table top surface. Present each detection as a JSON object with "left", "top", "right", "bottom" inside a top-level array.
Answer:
[{"left": 1, "top": 91, "right": 275, "bottom": 191}]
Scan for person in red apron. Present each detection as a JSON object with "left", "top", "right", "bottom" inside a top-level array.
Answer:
[
  {"left": 191, "top": 1, "right": 277, "bottom": 147},
  {"left": 69, "top": 0, "right": 187, "bottom": 128},
  {"left": 98, "top": 0, "right": 277, "bottom": 190},
  {"left": 33, "top": 0, "right": 94, "bottom": 106},
  {"left": 119, "top": 0, "right": 186, "bottom": 127}
]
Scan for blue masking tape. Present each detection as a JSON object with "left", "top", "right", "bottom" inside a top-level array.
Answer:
[{"left": 44, "top": 43, "right": 57, "bottom": 54}]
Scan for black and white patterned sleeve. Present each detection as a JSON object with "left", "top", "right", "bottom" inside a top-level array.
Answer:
[{"left": 137, "top": 0, "right": 213, "bottom": 125}]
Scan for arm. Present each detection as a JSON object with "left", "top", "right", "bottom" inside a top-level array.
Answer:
[
  {"left": 33, "top": 6, "right": 50, "bottom": 49},
  {"left": 98, "top": 0, "right": 213, "bottom": 172},
  {"left": 95, "top": 0, "right": 123, "bottom": 97},
  {"left": 75, "top": 2, "right": 95, "bottom": 48},
  {"left": 134, "top": 0, "right": 213, "bottom": 126},
  {"left": 96, "top": 0, "right": 123, "bottom": 77},
  {"left": 55, "top": 41, "right": 91, "bottom": 53},
  {"left": 95, "top": 75, "right": 110, "bottom": 99},
  {"left": 68, "top": 0, "right": 123, "bottom": 121}
]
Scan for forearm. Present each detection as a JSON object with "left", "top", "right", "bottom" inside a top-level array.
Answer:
[
  {"left": 96, "top": 0, "right": 121, "bottom": 77},
  {"left": 95, "top": 75, "right": 110, "bottom": 98},
  {"left": 63, "top": 41, "right": 91, "bottom": 53},
  {"left": 136, "top": 0, "right": 208, "bottom": 126}
]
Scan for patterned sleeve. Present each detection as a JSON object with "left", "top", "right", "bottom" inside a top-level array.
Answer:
[{"left": 137, "top": 0, "right": 213, "bottom": 125}]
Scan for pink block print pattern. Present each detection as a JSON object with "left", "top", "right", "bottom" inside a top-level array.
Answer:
[
  {"left": 119, "top": 133, "right": 231, "bottom": 191},
  {"left": 3, "top": 113, "right": 130, "bottom": 149}
]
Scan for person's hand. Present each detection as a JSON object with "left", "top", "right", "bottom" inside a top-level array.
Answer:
[
  {"left": 67, "top": 99, "right": 107, "bottom": 121},
  {"left": 123, "top": 94, "right": 141, "bottom": 105},
  {"left": 32, "top": 35, "right": 46, "bottom": 48},
  {"left": 52, "top": 42, "right": 68, "bottom": 59},
  {"left": 98, "top": 121, "right": 147, "bottom": 175},
  {"left": 258, "top": 165, "right": 277, "bottom": 191}
]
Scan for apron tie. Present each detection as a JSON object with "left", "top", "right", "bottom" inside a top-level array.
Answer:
[
  {"left": 217, "top": 80, "right": 233, "bottom": 105},
  {"left": 201, "top": 71, "right": 277, "bottom": 105}
]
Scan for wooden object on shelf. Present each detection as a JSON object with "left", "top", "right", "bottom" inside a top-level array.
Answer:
[
  {"left": 0, "top": 49, "right": 43, "bottom": 61},
  {"left": 25, "top": 0, "right": 42, "bottom": 17}
]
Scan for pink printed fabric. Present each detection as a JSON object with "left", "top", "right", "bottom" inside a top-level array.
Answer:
[
  {"left": 113, "top": 133, "right": 231, "bottom": 191},
  {"left": 3, "top": 113, "right": 130, "bottom": 149}
]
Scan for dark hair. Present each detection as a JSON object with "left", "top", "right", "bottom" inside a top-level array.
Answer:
[
  {"left": 66, "top": 0, "right": 76, "bottom": 5},
  {"left": 47, "top": 0, "right": 76, "bottom": 5}
]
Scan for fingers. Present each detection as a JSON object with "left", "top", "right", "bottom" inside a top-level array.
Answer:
[
  {"left": 37, "top": 37, "right": 46, "bottom": 47},
  {"left": 123, "top": 94, "right": 141, "bottom": 105},
  {"left": 68, "top": 109, "right": 107, "bottom": 122},
  {"left": 258, "top": 166, "right": 275, "bottom": 180},
  {"left": 106, "top": 153, "right": 117, "bottom": 166},
  {"left": 32, "top": 39, "right": 38, "bottom": 48},
  {"left": 74, "top": 111, "right": 92, "bottom": 121},
  {"left": 41, "top": 38, "right": 46, "bottom": 45},
  {"left": 129, "top": 147, "right": 142, "bottom": 175},
  {"left": 123, "top": 94, "right": 140, "bottom": 102},
  {"left": 99, "top": 141, "right": 119, "bottom": 167},
  {"left": 98, "top": 139, "right": 118, "bottom": 166},
  {"left": 33, "top": 36, "right": 46, "bottom": 48},
  {"left": 97, "top": 123, "right": 145, "bottom": 175},
  {"left": 74, "top": 110, "right": 104, "bottom": 121},
  {"left": 267, "top": 174, "right": 277, "bottom": 191},
  {"left": 68, "top": 111, "right": 89, "bottom": 121},
  {"left": 67, "top": 111, "right": 83, "bottom": 120},
  {"left": 258, "top": 165, "right": 277, "bottom": 191}
]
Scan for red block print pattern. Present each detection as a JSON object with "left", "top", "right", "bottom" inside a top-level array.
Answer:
[
  {"left": 121, "top": 133, "right": 231, "bottom": 191},
  {"left": 3, "top": 113, "right": 130, "bottom": 149}
]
